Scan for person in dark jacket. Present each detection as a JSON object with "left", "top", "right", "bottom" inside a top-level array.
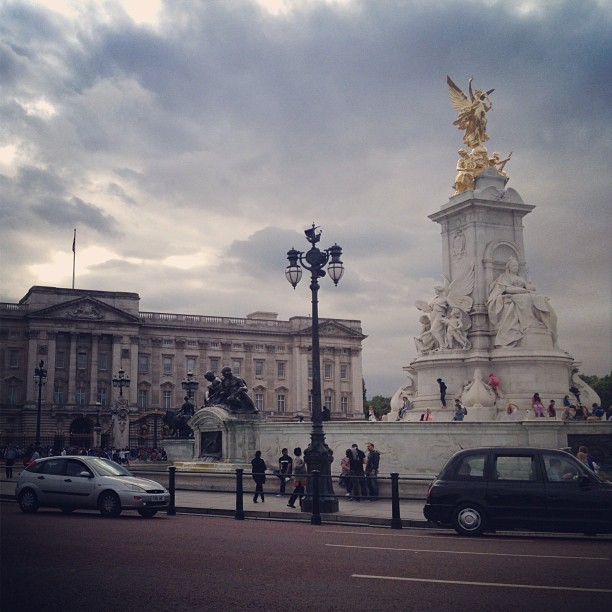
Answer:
[{"left": 251, "top": 450, "right": 267, "bottom": 503}]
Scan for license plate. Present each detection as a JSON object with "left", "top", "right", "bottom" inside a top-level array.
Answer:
[{"left": 150, "top": 496, "right": 165, "bottom": 502}]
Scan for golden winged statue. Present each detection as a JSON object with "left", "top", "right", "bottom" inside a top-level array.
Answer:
[{"left": 447, "top": 76, "right": 494, "bottom": 148}]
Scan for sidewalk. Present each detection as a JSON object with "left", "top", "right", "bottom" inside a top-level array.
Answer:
[{"left": 1, "top": 473, "right": 429, "bottom": 528}]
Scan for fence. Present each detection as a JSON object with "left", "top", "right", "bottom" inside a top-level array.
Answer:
[{"left": 156, "top": 466, "right": 428, "bottom": 528}]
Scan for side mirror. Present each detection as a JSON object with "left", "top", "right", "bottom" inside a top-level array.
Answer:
[
  {"left": 578, "top": 474, "right": 591, "bottom": 487},
  {"left": 79, "top": 471, "right": 93, "bottom": 478}
]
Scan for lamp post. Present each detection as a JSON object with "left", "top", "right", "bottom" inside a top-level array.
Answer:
[
  {"left": 33, "top": 359, "right": 47, "bottom": 448},
  {"left": 181, "top": 371, "right": 199, "bottom": 404},
  {"left": 112, "top": 367, "right": 130, "bottom": 398},
  {"left": 93, "top": 402, "right": 102, "bottom": 448},
  {"left": 286, "top": 223, "right": 344, "bottom": 514}
]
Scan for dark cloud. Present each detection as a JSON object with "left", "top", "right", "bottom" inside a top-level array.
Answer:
[{"left": 0, "top": 0, "right": 610, "bottom": 393}]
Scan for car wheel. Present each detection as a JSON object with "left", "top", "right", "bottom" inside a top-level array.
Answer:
[
  {"left": 138, "top": 509, "right": 158, "bottom": 518},
  {"left": 98, "top": 491, "right": 122, "bottom": 517},
  {"left": 18, "top": 489, "right": 39, "bottom": 514},
  {"left": 60, "top": 507, "right": 75, "bottom": 514},
  {"left": 452, "top": 503, "right": 486, "bottom": 536}
]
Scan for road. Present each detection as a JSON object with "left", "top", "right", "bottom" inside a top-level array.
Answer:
[{"left": 2, "top": 503, "right": 611, "bottom": 612}]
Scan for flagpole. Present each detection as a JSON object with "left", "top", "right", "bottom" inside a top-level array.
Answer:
[{"left": 72, "top": 228, "right": 76, "bottom": 289}]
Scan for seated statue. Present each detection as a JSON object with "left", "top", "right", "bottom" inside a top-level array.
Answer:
[
  {"left": 487, "top": 256, "right": 557, "bottom": 347},
  {"left": 213, "top": 366, "right": 258, "bottom": 413}
]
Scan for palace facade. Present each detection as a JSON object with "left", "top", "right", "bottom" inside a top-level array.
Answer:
[{"left": 0, "top": 286, "right": 366, "bottom": 450}]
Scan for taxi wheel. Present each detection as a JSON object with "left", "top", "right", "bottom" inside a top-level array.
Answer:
[{"left": 452, "top": 502, "right": 487, "bottom": 536}]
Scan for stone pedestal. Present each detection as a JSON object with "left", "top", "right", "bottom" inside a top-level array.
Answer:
[{"left": 392, "top": 170, "right": 598, "bottom": 421}]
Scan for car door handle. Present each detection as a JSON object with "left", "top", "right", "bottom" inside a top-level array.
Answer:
[
  {"left": 64, "top": 479, "right": 73, "bottom": 482},
  {"left": 37, "top": 476, "right": 45, "bottom": 479}
]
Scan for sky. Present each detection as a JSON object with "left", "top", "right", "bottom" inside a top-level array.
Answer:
[{"left": 1, "top": 0, "right": 611, "bottom": 397}]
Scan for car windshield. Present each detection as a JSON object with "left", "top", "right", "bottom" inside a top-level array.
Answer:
[{"left": 87, "top": 458, "right": 132, "bottom": 477}]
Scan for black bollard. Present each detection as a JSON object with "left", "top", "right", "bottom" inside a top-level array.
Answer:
[
  {"left": 310, "top": 470, "right": 321, "bottom": 525},
  {"left": 167, "top": 466, "right": 176, "bottom": 516},
  {"left": 390, "top": 472, "right": 402, "bottom": 529},
  {"left": 235, "top": 468, "right": 245, "bottom": 520}
]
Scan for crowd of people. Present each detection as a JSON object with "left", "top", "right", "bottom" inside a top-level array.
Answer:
[{"left": 0, "top": 444, "right": 168, "bottom": 476}]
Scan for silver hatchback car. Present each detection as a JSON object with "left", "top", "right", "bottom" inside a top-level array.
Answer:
[{"left": 16, "top": 456, "right": 169, "bottom": 518}]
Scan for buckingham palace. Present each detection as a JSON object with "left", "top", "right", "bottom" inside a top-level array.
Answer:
[{"left": 0, "top": 286, "right": 366, "bottom": 450}]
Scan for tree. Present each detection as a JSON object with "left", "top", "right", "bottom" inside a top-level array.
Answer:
[
  {"left": 580, "top": 372, "right": 612, "bottom": 409},
  {"left": 363, "top": 395, "right": 391, "bottom": 420}
]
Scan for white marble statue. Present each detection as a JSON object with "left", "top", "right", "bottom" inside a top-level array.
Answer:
[
  {"left": 487, "top": 256, "right": 557, "bottom": 347},
  {"left": 415, "top": 264, "right": 474, "bottom": 353}
]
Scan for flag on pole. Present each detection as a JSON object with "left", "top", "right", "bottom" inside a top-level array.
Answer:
[{"left": 72, "top": 228, "right": 76, "bottom": 253}]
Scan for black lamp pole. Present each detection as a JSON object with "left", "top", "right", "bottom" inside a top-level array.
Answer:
[
  {"left": 286, "top": 224, "right": 344, "bottom": 514},
  {"left": 34, "top": 359, "right": 47, "bottom": 448},
  {"left": 112, "top": 367, "right": 130, "bottom": 398},
  {"left": 181, "top": 371, "right": 199, "bottom": 403}
]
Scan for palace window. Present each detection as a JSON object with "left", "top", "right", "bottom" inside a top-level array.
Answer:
[
  {"left": 341, "top": 396, "right": 349, "bottom": 413},
  {"left": 324, "top": 394, "right": 334, "bottom": 411},
  {"left": 232, "top": 360, "right": 242, "bottom": 376},
  {"left": 255, "top": 360, "right": 264, "bottom": 377},
  {"left": 186, "top": 357, "right": 196, "bottom": 374},
  {"left": 97, "top": 386, "right": 109, "bottom": 406},
  {"left": 255, "top": 393, "right": 264, "bottom": 412},
  {"left": 77, "top": 351, "right": 88, "bottom": 370},
  {"left": 139, "top": 354, "right": 149, "bottom": 374},
  {"left": 324, "top": 363, "right": 333, "bottom": 380},
  {"left": 276, "top": 362, "right": 286, "bottom": 379},
  {"left": 209, "top": 357, "right": 220, "bottom": 373},
  {"left": 163, "top": 357, "right": 173, "bottom": 375},
  {"left": 76, "top": 387, "right": 86, "bottom": 406},
  {"left": 340, "top": 364, "right": 349, "bottom": 381},
  {"left": 138, "top": 389, "right": 148, "bottom": 409},
  {"left": 277, "top": 394, "right": 286, "bottom": 414},
  {"left": 8, "top": 349, "right": 19, "bottom": 368},
  {"left": 98, "top": 350, "right": 108, "bottom": 371},
  {"left": 53, "top": 383, "right": 65, "bottom": 405},
  {"left": 162, "top": 390, "right": 173, "bottom": 410},
  {"left": 55, "top": 350, "right": 65, "bottom": 369}
]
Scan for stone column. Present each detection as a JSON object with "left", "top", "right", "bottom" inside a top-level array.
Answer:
[
  {"left": 67, "top": 333, "right": 78, "bottom": 404},
  {"left": 45, "top": 331, "right": 57, "bottom": 403},
  {"left": 111, "top": 334, "right": 123, "bottom": 403},
  {"left": 129, "top": 336, "right": 139, "bottom": 408},
  {"left": 26, "top": 330, "right": 40, "bottom": 402},
  {"left": 89, "top": 333, "right": 100, "bottom": 404}
]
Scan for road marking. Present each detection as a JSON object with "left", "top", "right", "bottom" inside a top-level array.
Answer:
[
  {"left": 327, "top": 544, "right": 608, "bottom": 561},
  {"left": 353, "top": 575, "right": 612, "bottom": 593},
  {"left": 320, "top": 529, "right": 531, "bottom": 542}
]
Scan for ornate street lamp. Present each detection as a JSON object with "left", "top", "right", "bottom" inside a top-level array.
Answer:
[
  {"left": 33, "top": 359, "right": 47, "bottom": 448},
  {"left": 181, "top": 371, "right": 199, "bottom": 402},
  {"left": 286, "top": 223, "right": 344, "bottom": 515},
  {"left": 112, "top": 367, "right": 130, "bottom": 397}
]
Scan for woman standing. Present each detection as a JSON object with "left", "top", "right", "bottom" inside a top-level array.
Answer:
[
  {"left": 287, "top": 447, "right": 306, "bottom": 509},
  {"left": 251, "top": 450, "right": 267, "bottom": 503},
  {"left": 532, "top": 393, "right": 545, "bottom": 417}
]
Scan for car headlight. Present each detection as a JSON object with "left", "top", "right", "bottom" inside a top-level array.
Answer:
[{"left": 124, "top": 483, "right": 146, "bottom": 493}]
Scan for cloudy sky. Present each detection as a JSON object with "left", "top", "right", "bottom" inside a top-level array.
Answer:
[{"left": 1, "top": 0, "right": 610, "bottom": 396}]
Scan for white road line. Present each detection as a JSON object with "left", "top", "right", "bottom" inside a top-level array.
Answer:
[
  {"left": 327, "top": 544, "right": 608, "bottom": 561},
  {"left": 319, "top": 529, "right": 530, "bottom": 542},
  {"left": 352, "top": 574, "right": 612, "bottom": 593}
]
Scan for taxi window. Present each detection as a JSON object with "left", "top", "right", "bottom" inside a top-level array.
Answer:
[
  {"left": 453, "top": 454, "right": 486, "bottom": 480},
  {"left": 542, "top": 452, "right": 583, "bottom": 482},
  {"left": 493, "top": 455, "right": 536, "bottom": 481}
]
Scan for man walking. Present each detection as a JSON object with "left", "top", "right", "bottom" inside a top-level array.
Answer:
[
  {"left": 437, "top": 378, "right": 447, "bottom": 407},
  {"left": 347, "top": 444, "right": 367, "bottom": 502},
  {"left": 276, "top": 448, "right": 293, "bottom": 497},
  {"left": 365, "top": 442, "right": 380, "bottom": 500}
]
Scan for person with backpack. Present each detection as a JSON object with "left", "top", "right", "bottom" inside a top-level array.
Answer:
[{"left": 287, "top": 447, "right": 306, "bottom": 509}]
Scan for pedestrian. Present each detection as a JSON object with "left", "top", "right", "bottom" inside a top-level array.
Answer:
[
  {"left": 5, "top": 444, "right": 16, "bottom": 478},
  {"left": 338, "top": 452, "right": 352, "bottom": 497},
  {"left": 397, "top": 396, "right": 412, "bottom": 420},
  {"left": 250, "top": 450, "right": 267, "bottom": 503},
  {"left": 587, "top": 403, "right": 605, "bottom": 422},
  {"left": 365, "top": 442, "right": 380, "bottom": 500},
  {"left": 547, "top": 400, "right": 556, "bottom": 418},
  {"left": 487, "top": 373, "right": 503, "bottom": 398},
  {"left": 452, "top": 399, "right": 465, "bottom": 422},
  {"left": 422, "top": 408, "right": 434, "bottom": 421},
  {"left": 347, "top": 444, "right": 367, "bottom": 501},
  {"left": 287, "top": 447, "right": 306, "bottom": 508},
  {"left": 322, "top": 405, "right": 331, "bottom": 421},
  {"left": 532, "top": 393, "right": 544, "bottom": 417},
  {"left": 275, "top": 448, "right": 293, "bottom": 497},
  {"left": 437, "top": 378, "right": 447, "bottom": 407},
  {"left": 367, "top": 405, "right": 377, "bottom": 421}
]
